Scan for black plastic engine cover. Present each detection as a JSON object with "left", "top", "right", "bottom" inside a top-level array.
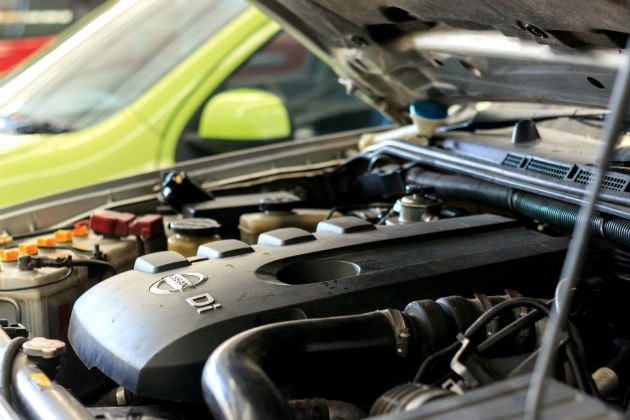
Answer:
[{"left": 69, "top": 215, "right": 567, "bottom": 401}]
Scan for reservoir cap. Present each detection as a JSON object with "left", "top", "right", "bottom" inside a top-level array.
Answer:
[{"left": 169, "top": 218, "right": 220, "bottom": 237}]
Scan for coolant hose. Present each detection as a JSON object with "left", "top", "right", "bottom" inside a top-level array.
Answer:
[
  {"left": 202, "top": 311, "right": 401, "bottom": 420},
  {"left": 407, "top": 170, "right": 630, "bottom": 247},
  {"left": 1, "top": 336, "right": 28, "bottom": 403}
]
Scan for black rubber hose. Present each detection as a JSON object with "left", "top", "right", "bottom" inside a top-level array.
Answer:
[
  {"left": 407, "top": 170, "right": 630, "bottom": 247},
  {"left": 2, "top": 336, "right": 28, "bottom": 403},
  {"left": 202, "top": 312, "right": 399, "bottom": 420}
]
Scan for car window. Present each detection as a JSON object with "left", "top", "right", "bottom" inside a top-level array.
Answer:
[
  {"left": 0, "top": 0, "right": 248, "bottom": 131},
  {"left": 221, "top": 32, "right": 386, "bottom": 138},
  {"left": 177, "top": 31, "right": 387, "bottom": 160}
]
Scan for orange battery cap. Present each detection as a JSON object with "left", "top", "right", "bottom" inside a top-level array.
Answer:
[
  {"left": 18, "top": 243, "right": 38, "bottom": 255},
  {"left": 0, "top": 233, "right": 12, "bottom": 246},
  {"left": 37, "top": 237, "right": 56, "bottom": 246},
  {"left": 54, "top": 230, "right": 73, "bottom": 243},
  {"left": 0, "top": 249, "right": 18, "bottom": 262},
  {"left": 73, "top": 225, "right": 89, "bottom": 237}
]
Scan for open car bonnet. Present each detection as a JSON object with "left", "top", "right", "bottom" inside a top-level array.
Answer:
[{"left": 250, "top": 0, "right": 630, "bottom": 123}]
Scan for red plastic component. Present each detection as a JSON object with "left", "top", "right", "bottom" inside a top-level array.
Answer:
[
  {"left": 89, "top": 210, "right": 136, "bottom": 236},
  {"left": 128, "top": 215, "right": 165, "bottom": 239},
  {"left": 0, "top": 36, "right": 53, "bottom": 72},
  {"left": 73, "top": 219, "right": 89, "bottom": 228}
]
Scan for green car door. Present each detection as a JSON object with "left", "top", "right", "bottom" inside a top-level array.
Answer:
[{"left": 0, "top": 0, "right": 382, "bottom": 208}]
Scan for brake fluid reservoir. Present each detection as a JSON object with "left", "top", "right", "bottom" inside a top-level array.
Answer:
[
  {"left": 239, "top": 197, "right": 338, "bottom": 244},
  {"left": 167, "top": 218, "right": 221, "bottom": 257}
]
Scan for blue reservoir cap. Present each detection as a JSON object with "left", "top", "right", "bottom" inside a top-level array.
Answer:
[{"left": 410, "top": 100, "right": 448, "bottom": 119}]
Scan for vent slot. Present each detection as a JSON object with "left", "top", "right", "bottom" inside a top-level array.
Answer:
[
  {"left": 502, "top": 154, "right": 525, "bottom": 168},
  {"left": 574, "top": 169, "right": 629, "bottom": 191},
  {"left": 524, "top": 158, "right": 573, "bottom": 179}
]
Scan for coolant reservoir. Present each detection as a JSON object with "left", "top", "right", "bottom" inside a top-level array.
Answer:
[
  {"left": 239, "top": 197, "right": 338, "bottom": 244},
  {"left": 167, "top": 218, "right": 221, "bottom": 257}
]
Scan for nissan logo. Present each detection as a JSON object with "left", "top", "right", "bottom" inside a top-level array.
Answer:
[{"left": 149, "top": 272, "right": 207, "bottom": 294}]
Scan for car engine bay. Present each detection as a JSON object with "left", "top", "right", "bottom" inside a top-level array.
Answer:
[{"left": 0, "top": 117, "right": 629, "bottom": 420}]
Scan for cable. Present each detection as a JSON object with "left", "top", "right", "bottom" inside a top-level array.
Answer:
[
  {"left": 477, "top": 308, "right": 546, "bottom": 353},
  {"left": 413, "top": 298, "right": 550, "bottom": 383},
  {"left": 565, "top": 342, "right": 588, "bottom": 393},
  {"left": 1, "top": 336, "right": 28, "bottom": 404},
  {"left": 413, "top": 341, "right": 460, "bottom": 383},
  {"left": 0, "top": 267, "right": 73, "bottom": 292},
  {"left": 0, "top": 257, "right": 114, "bottom": 292},
  {"left": 325, "top": 202, "right": 394, "bottom": 220},
  {"left": 464, "top": 298, "right": 550, "bottom": 339},
  {"left": 38, "top": 245, "right": 92, "bottom": 255},
  {"left": 525, "top": 42, "right": 630, "bottom": 420},
  {"left": 71, "top": 259, "right": 116, "bottom": 276},
  {"left": 0, "top": 298, "right": 21, "bottom": 324},
  {"left": 9, "top": 225, "right": 75, "bottom": 241}
]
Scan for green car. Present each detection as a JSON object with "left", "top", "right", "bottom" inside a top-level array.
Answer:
[{"left": 0, "top": 0, "right": 382, "bottom": 207}]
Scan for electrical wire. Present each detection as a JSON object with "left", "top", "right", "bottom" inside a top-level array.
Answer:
[
  {"left": 524, "top": 42, "right": 630, "bottom": 420},
  {"left": 413, "top": 341, "right": 460, "bottom": 383},
  {"left": 0, "top": 267, "right": 73, "bottom": 292},
  {"left": 9, "top": 225, "right": 75, "bottom": 241},
  {"left": 565, "top": 342, "right": 588, "bottom": 393},
  {"left": 324, "top": 202, "right": 394, "bottom": 221},
  {"left": 413, "top": 298, "right": 551, "bottom": 383},
  {"left": 464, "top": 298, "right": 550, "bottom": 339},
  {"left": 0, "top": 256, "right": 115, "bottom": 293},
  {"left": 38, "top": 245, "right": 92, "bottom": 255},
  {"left": 477, "top": 308, "right": 546, "bottom": 353},
  {"left": 71, "top": 259, "right": 116, "bottom": 276}
]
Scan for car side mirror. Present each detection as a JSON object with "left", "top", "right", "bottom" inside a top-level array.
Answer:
[{"left": 197, "top": 89, "right": 292, "bottom": 153}]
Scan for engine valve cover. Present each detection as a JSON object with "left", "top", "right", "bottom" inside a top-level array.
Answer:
[{"left": 69, "top": 215, "right": 567, "bottom": 401}]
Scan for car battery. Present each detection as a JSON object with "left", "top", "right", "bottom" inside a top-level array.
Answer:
[{"left": 0, "top": 230, "right": 140, "bottom": 339}]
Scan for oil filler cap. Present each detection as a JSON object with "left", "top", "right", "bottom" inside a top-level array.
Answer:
[
  {"left": 168, "top": 218, "right": 220, "bottom": 237},
  {"left": 258, "top": 197, "right": 301, "bottom": 212}
]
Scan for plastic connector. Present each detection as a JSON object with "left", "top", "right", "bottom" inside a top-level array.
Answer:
[
  {"left": 0, "top": 249, "right": 18, "bottom": 262},
  {"left": 0, "top": 320, "right": 28, "bottom": 338},
  {"left": 37, "top": 237, "right": 56, "bottom": 246},
  {"left": 73, "top": 224, "right": 89, "bottom": 237},
  {"left": 54, "top": 230, "right": 73, "bottom": 243},
  {"left": 128, "top": 215, "right": 165, "bottom": 239},
  {"left": 89, "top": 210, "right": 136, "bottom": 236},
  {"left": 158, "top": 171, "right": 214, "bottom": 210},
  {"left": 18, "top": 243, "right": 38, "bottom": 255}
]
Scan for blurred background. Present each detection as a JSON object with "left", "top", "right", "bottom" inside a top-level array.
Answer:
[{"left": 0, "top": 0, "right": 105, "bottom": 72}]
